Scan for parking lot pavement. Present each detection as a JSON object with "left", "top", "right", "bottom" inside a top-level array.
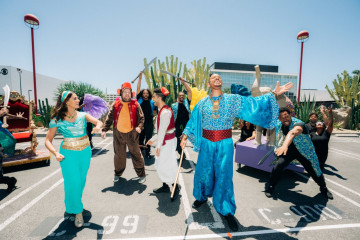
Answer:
[{"left": 0, "top": 135, "right": 360, "bottom": 239}]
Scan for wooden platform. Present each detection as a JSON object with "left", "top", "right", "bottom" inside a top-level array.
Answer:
[{"left": 2, "top": 149, "right": 50, "bottom": 167}]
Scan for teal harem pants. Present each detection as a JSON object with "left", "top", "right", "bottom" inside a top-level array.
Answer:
[
  {"left": 193, "top": 137, "right": 236, "bottom": 216},
  {"left": 59, "top": 143, "right": 91, "bottom": 214}
]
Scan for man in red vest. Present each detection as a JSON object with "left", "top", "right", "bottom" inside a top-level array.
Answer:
[
  {"left": 102, "top": 82, "right": 146, "bottom": 183},
  {"left": 146, "top": 87, "right": 180, "bottom": 201}
]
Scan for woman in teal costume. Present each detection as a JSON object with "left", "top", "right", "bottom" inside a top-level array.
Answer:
[{"left": 45, "top": 91, "right": 102, "bottom": 228}]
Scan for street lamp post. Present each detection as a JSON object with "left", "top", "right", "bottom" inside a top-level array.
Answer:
[
  {"left": 24, "top": 14, "right": 40, "bottom": 114},
  {"left": 17, "top": 68, "right": 22, "bottom": 95},
  {"left": 297, "top": 30, "right": 309, "bottom": 102},
  {"left": 28, "top": 90, "right": 32, "bottom": 102}
]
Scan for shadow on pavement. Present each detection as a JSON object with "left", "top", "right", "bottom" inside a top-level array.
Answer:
[
  {"left": 186, "top": 209, "right": 298, "bottom": 240},
  {"left": 234, "top": 165, "right": 332, "bottom": 238},
  {"left": 265, "top": 179, "right": 330, "bottom": 237},
  {"left": 101, "top": 177, "right": 147, "bottom": 196},
  {"left": 42, "top": 209, "right": 104, "bottom": 240},
  {"left": 3, "top": 161, "right": 50, "bottom": 174},
  {"left": 149, "top": 190, "right": 181, "bottom": 217},
  {"left": 91, "top": 148, "right": 109, "bottom": 157},
  {"left": 0, "top": 189, "right": 13, "bottom": 202},
  {"left": 323, "top": 164, "right": 347, "bottom": 180}
]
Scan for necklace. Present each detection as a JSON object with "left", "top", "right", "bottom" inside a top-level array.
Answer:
[
  {"left": 210, "top": 94, "right": 222, "bottom": 119},
  {"left": 66, "top": 111, "right": 77, "bottom": 119}
]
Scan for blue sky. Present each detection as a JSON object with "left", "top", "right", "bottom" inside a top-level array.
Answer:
[{"left": 1, "top": 0, "right": 359, "bottom": 94}]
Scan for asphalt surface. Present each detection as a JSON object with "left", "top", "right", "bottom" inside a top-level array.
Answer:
[{"left": 0, "top": 134, "right": 360, "bottom": 240}]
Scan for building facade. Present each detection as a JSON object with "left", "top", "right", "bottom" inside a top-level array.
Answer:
[
  {"left": 0, "top": 65, "right": 67, "bottom": 105},
  {"left": 210, "top": 62, "right": 298, "bottom": 101},
  {"left": 105, "top": 94, "right": 118, "bottom": 102}
]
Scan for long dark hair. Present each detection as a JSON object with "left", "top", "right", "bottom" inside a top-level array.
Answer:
[
  {"left": 51, "top": 92, "right": 74, "bottom": 121},
  {"left": 138, "top": 89, "right": 152, "bottom": 100}
]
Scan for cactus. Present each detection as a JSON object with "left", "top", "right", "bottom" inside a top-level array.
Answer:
[
  {"left": 325, "top": 71, "right": 360, "bottom": 108},
  {"left": 143, "top": 55, "right": 210, "bottom": 106},
  {"left": 184, "top": 57, "right": 210, "bottom": 91},
  {"left": 143, "top": 55, "right": 185, "bottom": 105},
  {"left": 294, "top": 94, "right": 316, "bottom": 123},
  {"left": 349, "top": 98, "right": 360, "bottom": 130},
  {"left": 38, "top": 98, "right": 53, "bottom": 128}
]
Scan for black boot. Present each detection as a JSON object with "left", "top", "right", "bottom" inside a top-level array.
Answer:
[
  {"left": 264, "top": 185, "right": 275, "bottom": 198},
  {"left": 171, "top": 184, "right": 181, "bottom": 201},
  {"left": 320, "top": 187, "right": 333, "bottom": 200},
  {"left": 153, "top": 183, "right": 170, "bottom": 193},
  {"left": 6, "top": 177, "right": 17, "bottom": 193},
  {"left": 224, "top": 214, "right": 238, "bottom": 231},
  {"left": 192, "top": 199, "right": 207, "bottom": 208}
]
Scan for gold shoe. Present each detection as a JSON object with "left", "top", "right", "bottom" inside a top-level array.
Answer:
[{"left": 74, "top": 212, "right": 84, "bottom": 228}]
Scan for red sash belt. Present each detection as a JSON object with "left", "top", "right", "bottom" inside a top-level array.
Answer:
[
  {"left": 203, "top": 129, "right": 232, "bottom": 142},
  {"left": 163, "top": 132, "right": 176, "bottom": 146}
]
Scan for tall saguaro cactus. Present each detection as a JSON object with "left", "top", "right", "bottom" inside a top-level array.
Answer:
[
  {"left": 143, "top": 55, "right": 210, "bottom": 106},
  {"left": 349, "top": 98, "right": 360, "bottom": 130},
  {"left": 325, "top": 71, "right": 360, "bottom": 107},
  {"left": 143, "top": 55, "right": 184, "bottom": 106},
  {"left": 184, "top": 57, "right": 210, "bottom": 91}
]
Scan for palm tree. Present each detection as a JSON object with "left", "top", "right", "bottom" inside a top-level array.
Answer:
[{"left": 54, "top": 81, "right": 105, "bottom": 101}]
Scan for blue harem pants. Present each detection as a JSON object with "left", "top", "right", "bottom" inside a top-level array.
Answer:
[{"left": 193, "top": 137, "right": 236, "bottom": 216}]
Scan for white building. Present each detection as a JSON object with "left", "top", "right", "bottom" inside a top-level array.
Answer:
[
  {"left": 0, "top": 65, "right": 67, "bottom": 105},
  {"left": 105, "top": 94, "right": 119, "bottom": 102}
]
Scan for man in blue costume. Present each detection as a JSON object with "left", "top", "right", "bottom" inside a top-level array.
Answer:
[
  {"left": 264, "top": 107, "right": 333, "bottom": 199},
  {"left": 180, "top": 73, "right": 293, "bottom": 231}
]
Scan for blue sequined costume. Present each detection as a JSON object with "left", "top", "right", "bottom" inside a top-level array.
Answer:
[{"left": 184, "top": 93, "right": 279, "bottom": 215}]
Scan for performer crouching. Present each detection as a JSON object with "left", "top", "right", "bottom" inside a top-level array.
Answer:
[
  {"left": 264, "top": 107, "right": 333, "bottom": 200},
  {"left": 146, "top": 87, "right": 180, "bottom": 200}
]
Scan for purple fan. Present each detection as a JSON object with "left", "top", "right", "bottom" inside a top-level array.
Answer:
[{"left": 83, "top": 94, "right": 109, "bottom": 119}]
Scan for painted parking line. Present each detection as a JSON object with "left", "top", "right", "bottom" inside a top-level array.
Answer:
[
  {"left": 0, "top": 179, "right": 63, "bottom": 232},
  {"left": 0, "top": 168, "right": 61, "bottom": 210},
  {"left": 183, "top": 148, "right": 225, "bottom": 230},
  {"left": 330, "top": 148, "right": 360, "bottom": 160},
  {"left": 0, "top": 138, "right": 112, "bottom": 212},
  {"left": 92, "top": 140, "right": 113, "bottom": 156},
  {"left": 0, "top": 138, "right": 114, "bottom": 232},
  {"left": 257, "top": 204, "right": 343, "bottom": 224},
  {"left": 104, "top": 223, "right": 360, "bottom": 240},
  {"left": 324, "top": 178, "right": 360, "bottom": 198},
  {"left": 295, "top": 172, "right": 360, "bottom": 209}
]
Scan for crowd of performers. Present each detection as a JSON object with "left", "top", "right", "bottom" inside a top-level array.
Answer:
[{"left": 0, "top": 72, "right": 335, "bottom": 231}]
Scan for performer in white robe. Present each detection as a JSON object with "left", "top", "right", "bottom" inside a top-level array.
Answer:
[{"left": 147, "top": 87, "right": 180, "bottom": 200}]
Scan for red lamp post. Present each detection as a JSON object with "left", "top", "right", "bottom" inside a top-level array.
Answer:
[
  {"left": 297, "top": 30, "right": 309, "bottom": 102},
  {"left": 24, "top": 14, "right": 40, "bottom": 114}
]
